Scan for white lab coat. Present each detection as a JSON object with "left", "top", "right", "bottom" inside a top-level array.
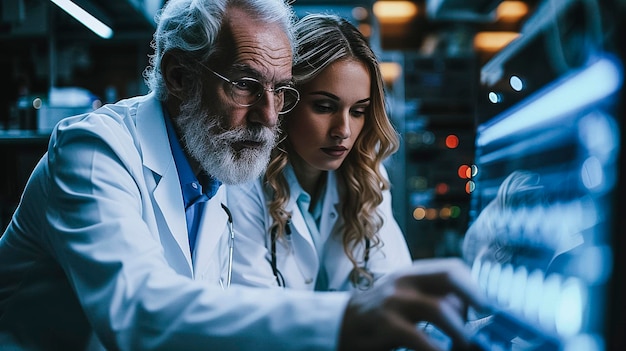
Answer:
[
  {"left": 228, "top": 164, "right": 412, "bottom": 291},
  {"left": 0, "top": 93, "right": 349, "bottom": 350}
]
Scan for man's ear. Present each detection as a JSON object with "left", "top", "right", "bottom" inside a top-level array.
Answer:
[{"left": 161, "top": 51, "right": 188, "bottom": 100}]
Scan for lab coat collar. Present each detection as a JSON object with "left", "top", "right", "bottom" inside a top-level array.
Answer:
[
  {"left": 136, "top": 94, "right": 172, "bottom": 177},
  {"left": 282, "top": 165, "right": 318, "bottom": 270},
  {"left": 319, "top": 170, "right": 341, "bottom": 244},
  {"left": 193, "top": 187, "right": 229, "bottom": 280},
  {"left": 283, "top": 164, "right": 341, "bottom": 238},
  {"left": 135, "top": 95, "right": 231, "bottom": 279},
  {"left": 135, "top": 94, "right": 192, "bottom": 272},
  {"left": 283, "top": 165, "right": 343, "bottom": 281}
]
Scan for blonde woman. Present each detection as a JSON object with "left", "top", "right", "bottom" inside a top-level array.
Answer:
[{"left": 228, "top": 13, "right": 411, "bottom": 291}]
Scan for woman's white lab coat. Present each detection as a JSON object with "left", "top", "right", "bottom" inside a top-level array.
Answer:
[{"left": 228, "top": 164, "right": 412, "bottom": 291}]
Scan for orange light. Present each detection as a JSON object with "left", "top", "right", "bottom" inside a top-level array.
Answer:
[
  {"left": 358, "top": 23, "right": 372, "bottom": 38},
  {"left": 373, "top": 1, "right": 419, "bottom": 24},
  {"left": 496, "top": 1, "right": 529, "bottom": 22},
  {"left": 440, "top": 207, "right": 452, "bottom": 219},
  {"left": 474, "top": 31, "right": 520, "bottom": 52},
  {"left": 380, "top": 62, "right": 402, "bottom": 85},
  {"left": 413, "top": 207, "right": 426, "bottom": 220},
  {"left": 425, "top": 208, "right": 438, "bottom": 220},
  {"left": 458, "top": 165, "right": 470, "bottom": 179},
  {"left": 445, "top": 134, "right": 459, "bottom": 149},
  {"left": 465, "top": 180, "right": 476, "bottom": 194},
  {"left": 435, "top": 182, "right": 449, "bottom": 195}
]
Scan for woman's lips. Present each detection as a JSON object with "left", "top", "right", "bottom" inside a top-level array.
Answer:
[{"left": 321, "top": 146, "right": 348, "bottom": 157}]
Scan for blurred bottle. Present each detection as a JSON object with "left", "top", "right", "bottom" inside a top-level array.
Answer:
[
  {"left": 9, "top": 75, "right": 37, "bottom": 131},
  {"left": 15, "top": 86, "right": 37, "bottom": 131}
]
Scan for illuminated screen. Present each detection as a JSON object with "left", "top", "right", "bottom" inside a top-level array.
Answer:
[{"left": 464, "top": 1, "right": 623, "bottom": 350}]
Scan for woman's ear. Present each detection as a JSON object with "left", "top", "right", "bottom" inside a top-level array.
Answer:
[{"left": 161, "top": 52, "right": 188, "bottom": 100}]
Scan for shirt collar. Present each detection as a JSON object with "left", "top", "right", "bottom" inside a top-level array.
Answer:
[
  {"left": 162, "top": 104, "right": 222, "bottom": 207},
  {"left": 285, "top": 164, "right": 325, "bottom": 221}
]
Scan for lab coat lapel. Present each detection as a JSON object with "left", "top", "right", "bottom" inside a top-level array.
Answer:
[
  {"left": 318, "top": 171, "right": 340, "bottom": 243},
  {"left": 320, "top": 171, "right": 355, "bottom": 290},
  {"left": 136, "top": 95, "right": 193, "bottom": 273},
  {"left": 193, "top": 187, "right": 229, "bottom": 281},
  {"left": 286, "top": 197, "right": 320, "bottom": 281},
  {"left": 152, "top": 165, "right": 192, "bottom": 268},
  {"left": 283, "top": 166, "right": 318, "bottom": 252}
]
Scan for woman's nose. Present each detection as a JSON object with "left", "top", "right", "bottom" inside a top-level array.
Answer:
[{"left": 330, "top": 112, "right": 351, "bottom": 139}]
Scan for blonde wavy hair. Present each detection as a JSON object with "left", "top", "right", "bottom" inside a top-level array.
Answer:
[{"left": 264, "top": 14, "right": 400, "bottom": 288}]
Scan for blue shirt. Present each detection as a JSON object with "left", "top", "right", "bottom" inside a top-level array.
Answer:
[{"left": 162, "top": 105, "right": 222, "bottom": 253}]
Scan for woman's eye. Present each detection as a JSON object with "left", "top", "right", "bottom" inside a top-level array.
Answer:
[
  {"left": 351, "top": 109, "right": 366, "bottom": 117},
  {"left": 312, "top": 103, "right": 335, "bottom": 113},
  {"left": 351, "top": 105, "right": 370, "bottom": 117}
]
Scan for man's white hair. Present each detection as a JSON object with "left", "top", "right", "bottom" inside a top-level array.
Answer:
[{"left": 144, "top": 0, "right": 297, "bottom": 101}]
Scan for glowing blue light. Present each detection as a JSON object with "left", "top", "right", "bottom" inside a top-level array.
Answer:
[
  {"left": 581, "top": 156, "right": 604, "bottom": 190},
  {"left": 556, "top": 278, "right": 584, "bottom": 337},
  {"left": 563, "top": 334, "right": 603, "bottom": 351},
  {"left": 478, "top": 260, "right": 492, "bottom": 293},
  {"left": 576, "top": 245, "right": 613, "bottom": 284},
  {"left": 523, "top": 269, "right": 544, "bottom": 322},
  {"left": 488, "top": 92, "right": 501, "bottom": 103},
  {"left": 538, "top": 274, "right": 562, "bottom": 332},
  {"left": 487, "top": 262, "right": 501, "bottom": 299},
  {"left": 477, "top": 56, "right": 623, "bottom": 147},
  {"left": 510, "top": 76, "right": 524, "bottom": 91},
  {"left": 578, "top": 112, "right": 619, "bottom": 162},
  {"left": 510, "top": 266, "right": 528, "bottom": 313},
  {"left": 497, "top": 264, "right": 514, "bottom": 306},
  {"left": 471, "top": 259, "right": 481, "bottom": 283}
]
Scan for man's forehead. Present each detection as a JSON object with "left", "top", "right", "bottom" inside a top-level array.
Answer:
[{"left": 222, "top": 6, "right": 293, "bottom": 80}]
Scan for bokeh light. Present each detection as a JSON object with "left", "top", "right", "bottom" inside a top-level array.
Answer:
[
  {"left": 465, "top": 180, "right": 476, "bottom": 193},
  {"left": 458, "top": 164, "right": 470, "bottom": 179},
  {"left": 435, "top": 182, "right": 449, "bottom": 195},
  {"left": 412, "top": 207, "right": 426, "bottom": 220},
  {"left": 445, "top": 134, "right": 459, "bottom": 148}
]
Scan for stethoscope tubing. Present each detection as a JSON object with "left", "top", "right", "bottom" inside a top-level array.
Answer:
[
  {"left": 270, "top": 220, "right": 371, "bottom": 289},
  {"left": 221, "top": 203, "right": 234, "bottom": 288}
]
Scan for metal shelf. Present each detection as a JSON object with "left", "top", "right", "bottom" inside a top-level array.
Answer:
[{"left": 0, "top": 130, "right": 50, "bottom": 145}]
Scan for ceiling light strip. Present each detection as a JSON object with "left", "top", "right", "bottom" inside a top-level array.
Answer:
[{"left": 49, "top": 0, "right": 113, "bottom": 39}]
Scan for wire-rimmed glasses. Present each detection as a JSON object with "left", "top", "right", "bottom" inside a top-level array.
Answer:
[{"left": 201, "top": 64, "right": 300, "bottom": 115}]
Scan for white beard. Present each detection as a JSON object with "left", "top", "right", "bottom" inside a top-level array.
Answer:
[{"left": 173, "top": 93, "right": 278, "bottom": 185}]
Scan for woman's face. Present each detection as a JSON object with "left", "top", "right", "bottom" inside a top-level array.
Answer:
[{"left": 287, "top": 59, "right": 370, "bottom": 174}]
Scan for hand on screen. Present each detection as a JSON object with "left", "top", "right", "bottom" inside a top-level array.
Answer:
[{"left": 338, "top": 257, "right": 489, "bottom": 351}]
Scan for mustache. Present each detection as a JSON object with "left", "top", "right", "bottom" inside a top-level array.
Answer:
[
  {"left": 210, "top": 117, "right": 281, "bottom": 147},
  {"left": 176, "top": 91, "right": 281, "bottom": 150}
]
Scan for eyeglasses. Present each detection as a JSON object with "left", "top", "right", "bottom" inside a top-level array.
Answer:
[{"left": 201, "top": 64, "right": 300, "bottom": 115}]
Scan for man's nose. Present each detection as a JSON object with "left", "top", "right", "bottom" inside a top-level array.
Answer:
[{"left": 248, "top": 91, "right": 278, "bottom": 128}]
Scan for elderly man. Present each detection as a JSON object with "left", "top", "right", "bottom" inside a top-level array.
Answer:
[{"left": 0, "top": 0, "right": 486, "bottom": 350}]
